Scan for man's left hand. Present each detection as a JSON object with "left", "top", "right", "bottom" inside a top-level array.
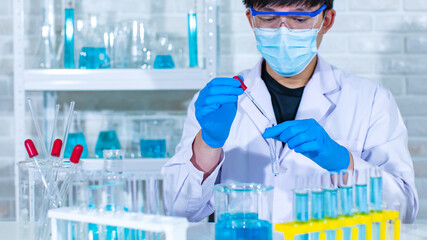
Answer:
[{"left": 263, "top": 118, "right": 350, "bottom": 172}]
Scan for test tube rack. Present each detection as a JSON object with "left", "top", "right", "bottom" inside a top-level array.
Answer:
[
  {"left": 48, "top": 207, "right": 189, "bottom": 240},
  {"left": 274, "top": 210, "right": 400, "bottom": 240}
]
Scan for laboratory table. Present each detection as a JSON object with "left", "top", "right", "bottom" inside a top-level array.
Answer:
[{"left": 1, "top": 221, "right": 427, "bottom": 239}]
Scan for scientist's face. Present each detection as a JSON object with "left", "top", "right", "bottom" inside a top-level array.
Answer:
[{"left": 246, "top": 4, "right": 336, "bottom": 48}]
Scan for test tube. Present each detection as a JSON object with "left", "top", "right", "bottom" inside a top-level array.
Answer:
[
  {"left": 339, "top": 169, "right": 354, "bottom": 240},
  {"left": 310, "top": 174, "right": 324, "bottom": 240},
  {"left": 370, "top": 167, "right": 383, "bottom": 240},
  {"left": 294, "top": 175, "right": 309, "bottom": 240},
  {"left": 322, "top": 172, "right": 338, "bottom": 240},
  {"left": 355, "top": 169, "right": 369, "bottom": 240}
]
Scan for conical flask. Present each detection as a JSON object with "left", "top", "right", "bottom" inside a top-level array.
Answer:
[{"left": 64, "top": 111, "right": 89, "bottom": 158}]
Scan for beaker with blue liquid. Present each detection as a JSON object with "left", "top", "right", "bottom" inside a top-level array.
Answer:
[
  {"left": 139, "top": 119, "right": 174, "bottom": 158},
  {"left": 214, "top": 183, "right": 273, "bottom": 240}
]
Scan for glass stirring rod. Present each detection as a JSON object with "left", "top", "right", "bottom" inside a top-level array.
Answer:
[{"left": 233, "top": 76, "right": 281, "bottom": 175}]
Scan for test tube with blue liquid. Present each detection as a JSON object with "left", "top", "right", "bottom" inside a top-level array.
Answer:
[
  {"left": 64, "top": 0, "right": 75, "bottom": 68},
  {"left": 355, "top": 169, "right": 369, "bottom": 240},
  {"left": 370, "top": 167, "right": 383, "bottom": 240},
  {"left": 310, "top": 174, "right": 324, "bottom": 240},
  {"left": 339, "top": 169, "right": 354, "bottom": 240},
  {"left": 188, "top": 0, "right": 198, "bottom": 67},
  {"left": 294, "top": 175, "right": 309, "bottom": 240},
  {"left": 87, "top": 171, "right": 103, "bottom": 240},
  {"left": 103, "top": 150, "right": 127, "bottom": 240},
  {"left": 322, "top": 172, "right": 339, "bottom": 240}
]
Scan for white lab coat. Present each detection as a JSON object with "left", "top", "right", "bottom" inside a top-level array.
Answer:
[{"left": 162, "top": 56, "right": 418, "bottom": 223}]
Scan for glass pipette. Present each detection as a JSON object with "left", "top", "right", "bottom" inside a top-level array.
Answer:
[
  {"left": 233, "top": 76, "right": 269, "bottom": 121},
  {"left": 233, "top": 76, "right": 280, "bottom": 175}
]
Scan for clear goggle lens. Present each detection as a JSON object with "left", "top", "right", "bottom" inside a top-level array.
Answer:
[
  {"left": 253, "top": 14, "right": 320, "bottom": 30},
  {"left": 250, "top": 4, "right": 327, "bottom": 30}
]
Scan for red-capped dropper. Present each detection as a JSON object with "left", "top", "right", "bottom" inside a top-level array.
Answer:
[
  {"left": 59, "top": 144, "right": 83, "bottom": 201},
  {"left": 51, "top": 139, "right": 63, "bottom": 157},
  {"left": 24, "top": 139, "right": 49, "bottom": 189},
  {"left": 233, "top": 75, "right": 269, "bottom": 121}
]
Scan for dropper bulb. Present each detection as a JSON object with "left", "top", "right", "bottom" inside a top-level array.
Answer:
[{"left": 24, "top": 139, "right": 39, "bottom": 158}]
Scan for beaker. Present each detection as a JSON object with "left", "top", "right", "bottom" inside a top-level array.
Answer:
[
  {"left": 139, "top": 119, "right": 174, "bottom": 158},
  {"left": 214, "top": 183, "right": 273, "bottom": 240}
]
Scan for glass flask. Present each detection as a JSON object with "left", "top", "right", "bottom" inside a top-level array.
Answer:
[
  {"left": 36, "top": 25, "right": 58, "bottom": 69},
  {"left": 153, "top": 34, "right": 175, "bottom": 69},
  {"left": 95, "top": 116, "right": 122, "bottom": 158},
  {"left": 214, "top": 183, "right": 273, "bottom": 240},
  {"left": 139, "top": 118, "right": 175, "bottom": 158},
  {"left": 78, "top": 14, "right": 111, "bottom": 69},
  {"left": 64, "top": 111, "right": 89, "bottom": 159}
]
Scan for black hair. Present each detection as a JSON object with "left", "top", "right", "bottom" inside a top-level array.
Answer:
[{"left": 242, "top": 0, "right": 333, "bottom": 10}]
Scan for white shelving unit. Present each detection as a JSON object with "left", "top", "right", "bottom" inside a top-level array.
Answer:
[{"left": 13, "top": 0, "right": 219, "bottom": 219}]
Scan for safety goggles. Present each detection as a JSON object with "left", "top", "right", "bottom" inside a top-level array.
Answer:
[{"left": 250, "top": 4, "right": 327, "bottom": 31}]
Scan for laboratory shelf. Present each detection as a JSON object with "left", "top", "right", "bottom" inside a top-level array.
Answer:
[{"left": 23, "top": 69, "right": 209, "bottom": 91}]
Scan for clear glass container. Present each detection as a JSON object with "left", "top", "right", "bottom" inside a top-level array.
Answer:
[
  {"left": 139, "top": 118, "right": 175, "bottom": 158},
  {"left": 214, "top": 183, "right": 273, "bottom": 240}
]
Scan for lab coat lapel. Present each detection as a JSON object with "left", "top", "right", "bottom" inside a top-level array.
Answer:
[
  {"left": 280, "top": 57, "right": 339, "bottom": 161},
  {"left": 239, "top": 60, "right": 276, "bottom": 136},
  {"left": 295, "top": 57, "right": 338, "bottom": 122}
]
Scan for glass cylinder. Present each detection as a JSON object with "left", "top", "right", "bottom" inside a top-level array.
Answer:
[
  {"left": 103, "top": 149, "right": 125, "bottom": 173},
  {"left": 214, "top": 183, "right": 273, "bottom": 240}
]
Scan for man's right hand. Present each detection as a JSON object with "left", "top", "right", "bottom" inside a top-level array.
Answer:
[{"left": 195, "top": 77, "right": 244, "bottom": 148}]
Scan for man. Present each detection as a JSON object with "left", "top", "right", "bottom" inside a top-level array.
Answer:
[{"left": 163, "top": 0, "right": 418, "bottom": 223}]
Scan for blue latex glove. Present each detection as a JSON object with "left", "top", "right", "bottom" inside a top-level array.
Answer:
[
  {"left": 263, "top": 119, "right": 350, "bottom": 172},
  {"left": 195, "top": 77, "right": 244, "bottom": 148}
]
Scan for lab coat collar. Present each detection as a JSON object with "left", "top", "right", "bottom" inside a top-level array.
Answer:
[{"left": 239, "top": 56, "right": 339, "bottom": 134}]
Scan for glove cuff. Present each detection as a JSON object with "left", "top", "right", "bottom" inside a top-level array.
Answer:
[
  {"left": 201, "top": 130, "right": 224, "bottom": 149},
  {"left": 330, "top": 145, "right": 351, "bottom": 173}
]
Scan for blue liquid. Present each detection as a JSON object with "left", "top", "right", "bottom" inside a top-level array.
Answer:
[
  {"left": 340, "top": 186, "right": 353, "bottom": 216},
  {"left": 324, "top": 189, "right": 338, "bottom": 240},
  {"left": 312, "top": 191, "right": 324, "bottom": 220},
  {"left": 140, "top": 139, "right": 167, "bottom": 158},
  {"left": 79, "top": 47, "right": 110, "bottom": 69},
  {"left": 356, "top": 184, "right": 368, "bottom": 240},
  {"left": 95, "top": 130, "right": 121, "bottom": 158},
  {"left": 356, "top": 184, "right": 369, "bottom": 213},
  {"left": 370, "top": 177, "right": 382, "bottom": 211},
  {"left": 153, "top": 55, "right": 175, "bottom": 69},
  {"left": 295, "top": 193, "right": 309, "bottom": 240},
  {"left": 324, "top": 189, "right": 338, "bottom": 218},
  {"left": 215, "top": 213, "right": 272, "bottom": 240},
  {"left": 370, "top": 177, "right": 382, "bottom": 240},
  {"left": 340, "top": 186, "right": 353, "bottom": 240},
  {"left": 65, "top": 132, "right": 89, "bottom": 158},
  {"left": 64, "top": 8, "right": 75, "bottom": 68},
  {"left": 311, "top": 191, "right": 324, "bottom": 240},
  {"left": 188, "top": 12, "right": 198, "bottom": 67}
]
